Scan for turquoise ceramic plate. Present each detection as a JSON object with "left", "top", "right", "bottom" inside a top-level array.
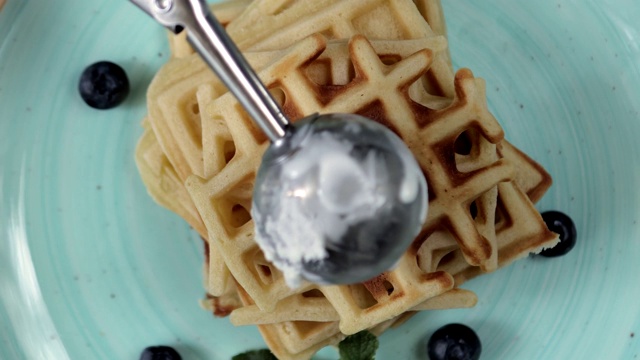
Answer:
[{"left": 1, "top": 0, "right": 639, "bottom": 359}]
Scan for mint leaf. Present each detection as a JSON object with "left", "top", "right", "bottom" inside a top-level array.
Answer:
[
  {"left": 231, "top": 349, "right": 277, "bottom": 360},
  {"left": 338, "top": 331, "right": 379, "bottom": 360}
]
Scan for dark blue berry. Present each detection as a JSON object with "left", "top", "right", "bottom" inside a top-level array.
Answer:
[
  {"left": 140, "top": 346, "right": 182, "bottom": 360},
  {"left": 78, "top": 61, "right": 129, "bottom": 109},
  {"left": 427, "top": 323, "right": 481, "bottom": 360},
  {"left": 539, "top": 211, "right": 576, "bottom": 257}
]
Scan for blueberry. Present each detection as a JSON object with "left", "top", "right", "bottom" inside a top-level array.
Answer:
[
  {"left": 140, "top": 346, "right": 182, "bottom": 360},
  {"left": 427, "top": 323, "right": 481, "bottom": 360},
  {"left": 78, "top": 61, "right": 129, "bottom": 109},
  {"left": 539, "top": 210, "right": 577, "bottom": 257}
]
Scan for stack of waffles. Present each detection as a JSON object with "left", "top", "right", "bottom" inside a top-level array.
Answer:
[{"left": 134, "top": 0, "right": 559, "bottom": 358}]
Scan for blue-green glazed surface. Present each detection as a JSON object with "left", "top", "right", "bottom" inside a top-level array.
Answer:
[{"left": 1, "top": 0, "right": 639, "bottom": 359}]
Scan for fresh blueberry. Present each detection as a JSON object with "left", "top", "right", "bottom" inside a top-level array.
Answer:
[
  {"left": 140, "top": 346, "right": 182, "bottom": 360},
  {"left": 78, "top": 61, "right": 129, "bottom": 109},
  {"left": 427, "top": 323, "right": 481, "bottom": 360},
  {"left": 539, "top": 210, "right": 577, "bottom": 257}
]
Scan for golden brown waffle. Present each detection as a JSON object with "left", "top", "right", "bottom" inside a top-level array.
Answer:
[
  {"left": 136, "top": 110, "right": 477, "bottom": 350},
  {"left": 142, "top": 58, "right": 236, "bottom": 297},
  {"left": 230, "top": 287, "right": 477, "bottom": 325},
  {"left": 148, "top": 0, "right": 454, "bottom": 185},
  {"left": 186, "top": 34, "right": 459, "bottom": 328},
  {"left": 137, "top": 0, "right": 252, "bottom": 297},
  {"left": 145, "top": 47, "right": 294, "bottom": 184},
  {"left": 137, "top": 0, "right": 252, "bottom": 231},
  {"left": 144, "top": 34, "right": 450, "bottom": 299},
  {"left": 141, "top": 0, "right": 457, "bottom": 294},
  {"left": 135, "top": 1, "right": 559, "bottom": 358},
  {"left": 413, "top": 0, "right": 448, "bottom": 38},
  {"left": 225, "top": 0, "right": 438, "bottom": 48},
  {"left": 224, "top": 0, "right": 456, "bottom": 107},
  {"left": 134, "top": 119, "right": 241, "bottom": 306},
  {"left": 255, "top": 311, "right": 422, "bottom": 360},
  {"left": 144, "top": 46, "right": 297, "bottom": 297},
  {"left": 184, "top": 32, "right": 555, "bottom": 340},
  {"left": 224, "top": 144, "right": 553, "bottom": 360},
  {"left": 228, "top": 145, "right": 552, "bottom": 360},
  {"left": 235, "top": 285, "right": 474, "bottom": 360},
  {"left": 418, "top": 142, "right": 558, "bottom": 285},
  {"left": 135, "top": 119, "right": 207, "bottom": 238},
  {"left": 168, "top": 0, "right": 453, "bottom": 82},
  {"left": 147, "top": 0, "right": 267, "bottom": 184},
  {"left": 412, "top": 0, "right": 452, "bottom": 72}
]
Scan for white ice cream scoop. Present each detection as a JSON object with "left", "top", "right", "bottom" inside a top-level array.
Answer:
[{"left": 130, "top": 0, "right": 429, "bottom": 286}]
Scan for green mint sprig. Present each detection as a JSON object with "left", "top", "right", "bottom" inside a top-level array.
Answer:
[
  {"left": 231, "top": 349, "right": 277, "bottom": 360},
  {"left": 231, "top": 330, "right": 379, "bottom": 360},
  {"left": 339, "top": 331, "right": 379, "bottom": 360}
]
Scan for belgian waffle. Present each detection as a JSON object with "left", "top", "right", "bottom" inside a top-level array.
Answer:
[
  {"left": 134, "top": 0, "right": 558, "bottom": 358},
  {"left": 185, "top": 33, "right": 557, "bottom": 335},
  {"left": 135, "top": 118, "right": 207, "bottom": 238}
]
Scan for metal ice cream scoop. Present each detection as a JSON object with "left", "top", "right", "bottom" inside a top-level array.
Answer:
[{"left": 130, "top": 0, "right": 429, "bottom": 286}]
